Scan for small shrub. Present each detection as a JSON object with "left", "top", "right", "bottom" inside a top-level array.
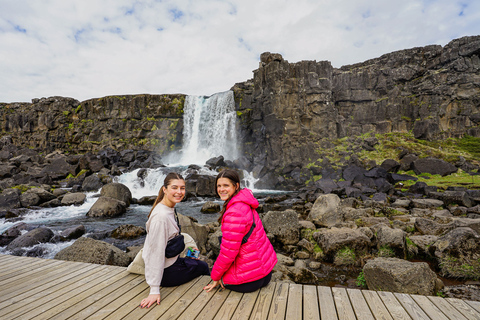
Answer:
[{"left": 356, "top": 270, "right": 367, "bottom": 288}]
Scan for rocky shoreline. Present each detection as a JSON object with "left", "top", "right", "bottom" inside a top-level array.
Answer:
[{"left": 1, "top": 140, "right": 479, "bottom": 301}]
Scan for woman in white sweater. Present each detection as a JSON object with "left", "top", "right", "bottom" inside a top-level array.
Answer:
[{"left": 139, "top": 172, "right": 210, "bottom": 308}]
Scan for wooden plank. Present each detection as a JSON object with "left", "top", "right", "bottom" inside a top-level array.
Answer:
[
  {"left": 24, "top": 269, "right": 133, "bottom": 320},
  {"left": 85, "top": 280, "right": 150, "bottom": 320},
  {"left": 249, "top": 282, "right": 276, "bottom": 320},
  {"left": 446, "top": 298, "right": 480, "bottom": 320},
  {"left": 174, "top": 278, "right": 217, "bottom": 320},
  {"left": 466, "top": 301, "right": 480, "bottom": 314},
  {"left": 44, "top": 272, "right": 141, "bottom": 320},
  {"left": 377, "top": 291, "right": 412, "bottom": 320},
  {"left": 121, "top": 286, "right": 178, "bottom": 320},
  {"left": 230, "top": 289, "right": 260, "bottom": 320},
  {"left": 0, "top": 263, "right": 103, "bottom": 318},
  {"left": 212, "top": 290, "right": 244, "bottom": 320},
  {"left": 0, "top": 259, "right": 66, "bottom": 288},
  {"left": 286, "top": 283, "right": 303, "bottom": 320},
  {"left": 427, "top": 296, "right": 469, "bottom": 320},
  {"left": 410, "top": 294, "right": 449, "bottom": 320},
  {"left": 141, "top": 277, "right": 203, "bottom": 320},
  {"left": 347, "top": 288, "right": 375, "bottom": 320},
  {"left": 194, "top": 287, "right": 234, "bottom": 320},
  {"left": 0, "top": 260, "right": 74, "bottom": 300},
  {"left": 303, "top": 285, "right": 320, "bottom": 320},
  {"left": 332, "top": 287, "right": 356, "bottom": 320},
  {"left": 317, "top": 286, "right": 337, "bottom": 320},
  {"left": 101, "top": 286, "right": 150, "bottom": 320},
  {"left": 60, "top": 274, "right": 145, "bottom": 319},
  {"left": 0, "top": 256, "right": 42, "bottom": 274},
  {"left": 394, "top": 293, "right": 431, "bottom": 320},
  {"left": 267, "top": 282, "right": 289, "bottom": 320},
  {"left": 361, "top": 290, "right": 393, "bottom": 320},
  {"left": 158, "top": 276, "right": 212, "bottom": 320}
]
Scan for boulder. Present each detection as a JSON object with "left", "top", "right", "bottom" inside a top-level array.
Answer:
[
  {"left": 432, "top": 227, "right": 480, "bottom": 279},
  {"left": 342, "top": 165, "right": 367, "bottom": 181},
  {"left": 178, "top": 213, "right": 210, "bottom": 253},
  {"left": 376, "top": 226, "right": 406, "bottom": 257},
  {"left": 364, "top": 258, "right": 438, "bottom": 295},
  {"left": 262, "top": 209, "right": 300, "bottom": 245},
  {"left": 20, "top": 192, "right": 41, "bottom": 207},
  {"left": 313, "top": 227, "right": 371, "bottom": 258},
  {"left": 6, "top": 227, "right": 54, "bottom": 250},
  {"left": 308, "top": 193, "right": 342, "bottom": 227},
  {"left": 54, "top": 237, "right": 130, "bottom": 266},
  {"left": 137, "top": 196, "right": 156, "bottom": 206},
  {"left": 206, "top": 156, "right": 226, "bottom": 168},
  {"left": 412, "top": 158, "right": 458, "bottom": 176},
  {"left": 61, "top": 193, "right": 87, "bottom": 206},
  {"left": 411, "top": 198, "right": 444, "bottom": 209},
  {"left": 414, "top": 218, "right": 455, "bottom": 236},
  {"left": 409, "top": 235, "right": 438, "bottom": 256},
  {"left": 0, "top": 188, "right": 21, "bottom": 209},
  {"left": 207, "top": 229, "right": 223, "bottom": 256},
  {"left": 110, "top": 224, "right": 146, "bottom": 239},
  {"left": 82, "top": 174, "right": 103, "bottom": 192},
  {"left": 201, "top": 201, "right": 220, "bottom": 213},
  {"left": 86, "top": 196, "right": 126, "bottom": 218},
  {"left": 287, "top": 260, "right": 319, "bottom": 284},
  {"left": 315, "top": 178, "right": 339, "bottom": 194},
  {"left": 61, "top": 225, "right": 86, "bottom": 240},
  {"left": 454, "top": 218, "right": 480, "bottom": 234},
  {"left": 441, "top": 191, "right": 473, "bottom": 208},
  {"left": 380, "top": 159, "right": 400, "bottom": 173},
  {"left": 41, "top": 158, "right": 74, "bottom": 180},
  {"left": 100, "top": 183, "right": 132, "bottom": 206}
]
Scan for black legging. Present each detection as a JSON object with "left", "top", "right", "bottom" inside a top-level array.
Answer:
[
  {"left": 224, "top": 272, "right": 272, "bottom": 293},
  {"left": 161, "top": 257, "right": 210, "bottom": 287}
]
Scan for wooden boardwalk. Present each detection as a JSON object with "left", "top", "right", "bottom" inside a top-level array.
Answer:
[{"left": 0, "top": 254, "right": 479, "bottom": 320}]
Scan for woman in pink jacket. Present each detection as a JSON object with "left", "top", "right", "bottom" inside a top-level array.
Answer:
[{"left": 204, "top": 169, "right": 277, "bottom": 293}]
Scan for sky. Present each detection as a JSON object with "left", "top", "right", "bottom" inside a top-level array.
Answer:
[{"left": 1, "top": 0, "right": 479, "bottom": 103}]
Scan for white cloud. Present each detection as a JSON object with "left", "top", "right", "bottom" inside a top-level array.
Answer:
[{"left": 0, "top": 0, "right": 479, "bottom": 103}]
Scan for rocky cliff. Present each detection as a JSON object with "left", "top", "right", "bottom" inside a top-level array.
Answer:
[
  {"left": 0, "top": 94, "right": 185, "bottom": 154},
  {"left": 1, "top": 36, "right": 479, "bottom": 181},
  {"left": 233, "top": 35, "right": 480, "bottom": 176}
]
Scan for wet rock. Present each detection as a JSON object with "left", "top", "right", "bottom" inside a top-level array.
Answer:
[
  {"left": 54, "top": 237, "right": 130, "bottom": 267},
  {"left": 86, "top": 196, "right": 127, "bottom": 218},
  {"left": 100, "top": 183, "right": 132, "bottom": 207},
  {"left": 137, "top": 196, "right": 156, "bottom": 205},
  {"left": 6, "top": 227, "right": 54, "bottom": 250},
  {"left": 287, "top": 260, "right": 319, "bottom": 284},
  {"left": 206, "top": 156, "right": 226, "bottom": 168},
  {"left": 61, "top": 193, "right": 87, "bottom": 206},
  {"left": 364, "top": 257, "right": 438, "bottom": 295},
  {"left": 82, "top": 174, "right": 103, "bottom": 192},
  {"left": 432, "top": 227, "right": 480, "bottom": 279},
  {"left": 110, "top": 224, "right": 146, "bottom": 239},
  {"left": 262, "top": 209, "right": 300, "bottom": 245},
  {"left": 61, "top": 225, "right": 86, "bottom": 240},
  {"left": 308, "top": 193, "right": 342, "bottom": 227},
  {"left": 39, "top": 198, "right": 62, "bottom": 208},
  {"left": 201, "top": 201, "right": 220, "bottom": 213}
]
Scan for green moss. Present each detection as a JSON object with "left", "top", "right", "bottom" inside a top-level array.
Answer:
[
  {"left": 356, "top": 270, "right": 367, "bottom": 288},
  {"left": 75, "top": 105, "right": 82, "bottom": 113},
  {"left": 13, "top": 185, "right": 32, "bottom": 193},
  {"left": 63, "top": 111, "right": 70, "bottom": 116},
  {"left": 68, "top": 123, "right": 74, "bottom": 130},
  {"left": 378, "top": 245, "right": 395, "bottom": 258},
  {"left": 334, "top": 247, "right": 356, "bottom": 266}
]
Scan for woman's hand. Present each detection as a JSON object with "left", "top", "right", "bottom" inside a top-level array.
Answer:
[
  {"left": 140, "top": 294, "right": 161, "bottom": 308},
  {"left": 203, "top": 280, "right": 225, "bottom": 292}
]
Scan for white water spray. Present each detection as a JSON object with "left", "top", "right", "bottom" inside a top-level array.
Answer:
[{"left": 179, "top": 90, "right": 238, "bottom": 165}]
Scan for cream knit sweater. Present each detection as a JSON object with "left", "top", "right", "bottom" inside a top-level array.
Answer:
[{"left": 142, "top": 203, "right": 180, "bottom": 295}]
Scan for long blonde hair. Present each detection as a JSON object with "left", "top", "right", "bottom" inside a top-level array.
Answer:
[{"left": 148, "top": 172, "right": 184, "bottom": 218}]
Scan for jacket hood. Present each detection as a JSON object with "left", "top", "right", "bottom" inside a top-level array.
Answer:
[{"left": 228, "top": 188, "right": 258, "bottom": 210}]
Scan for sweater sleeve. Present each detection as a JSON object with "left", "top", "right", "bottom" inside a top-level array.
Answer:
[
  {"left": 142, "top": 216, "right": 169, "bottom": 295},
  {"left": 211, "top": 207, "right": 251, "bottom": 281}
]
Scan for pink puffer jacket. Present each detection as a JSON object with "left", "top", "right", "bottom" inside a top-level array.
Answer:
[{"left": 211, "top": 188, "right": 277, "bottom": 285}]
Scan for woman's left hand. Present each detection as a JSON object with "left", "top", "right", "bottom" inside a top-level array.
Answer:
[{"left": 204, "top": 280, "right": 225, "bottom": 292}]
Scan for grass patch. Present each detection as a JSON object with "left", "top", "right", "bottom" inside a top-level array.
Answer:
[
  {"left": 334, "top": 247, "right": 356, "bottom": 266},
  {"left": 356, "top": 270, "right": 367, "bottom": 288},
  {"left": 400, "top": 169, "right": 480, "bottom": 190},
  {"left": 378, "top": 245, "right": 396, "bottom": 258}
]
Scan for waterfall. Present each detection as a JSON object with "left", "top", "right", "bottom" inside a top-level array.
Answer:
[{"left": 179, "top": 90, "right": 238, "bottom": 165}]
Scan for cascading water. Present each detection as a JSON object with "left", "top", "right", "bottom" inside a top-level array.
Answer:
[{"left": 179, "top": 90, "right": 238, "bottom": 165}]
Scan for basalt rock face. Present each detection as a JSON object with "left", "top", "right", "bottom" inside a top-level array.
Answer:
[
  {"left": 0, "top": 95, "right": 185, "bottom": 154},
  {"left": 232, "top": 36, "right": 480, "bottom": 176}
]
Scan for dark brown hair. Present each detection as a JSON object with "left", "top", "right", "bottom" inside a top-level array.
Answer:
[
  {"left": 148, "top": 172, "right": 184, "bottom": 218},
  {"left": 216, "top": 169, "right": 241, "bottom": 222}
]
